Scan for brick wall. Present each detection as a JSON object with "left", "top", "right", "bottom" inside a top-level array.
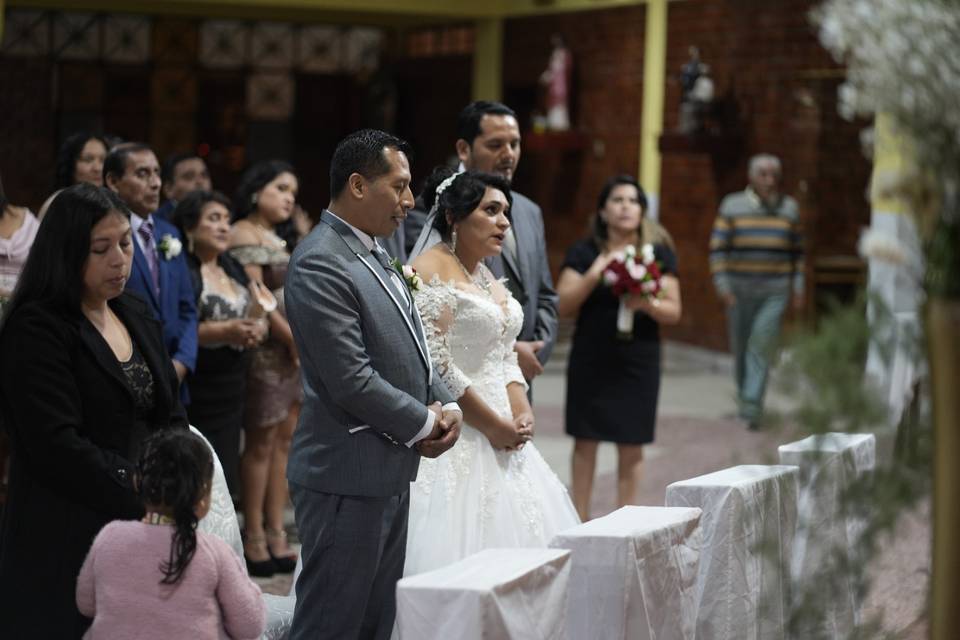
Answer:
[
  {"left": 503, "top": 6, "right": 647, "bottom": 271},
  {"left": 502, "top": 0, "right": 871, "bottom": 351}
]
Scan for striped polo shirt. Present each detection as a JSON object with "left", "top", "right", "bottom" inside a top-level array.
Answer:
[{"left": 709, "top": 187, "right": 804, "bottom": 296}]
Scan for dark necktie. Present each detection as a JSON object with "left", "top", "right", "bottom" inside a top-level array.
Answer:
[
  {"left": 371, "top": 245, "right": 411, "bottom": 311},
  {"left": 138, "top": 219, "right": 160, "bottom": 295}
]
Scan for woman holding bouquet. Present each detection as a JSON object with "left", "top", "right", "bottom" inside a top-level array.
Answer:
[{"left": 557, "top": 175, "right": 681, "bottom": 520}]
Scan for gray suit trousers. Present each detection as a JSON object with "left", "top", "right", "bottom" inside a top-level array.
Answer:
[{"left": 289, "top": 482, "right": 410, "bottom": 640}]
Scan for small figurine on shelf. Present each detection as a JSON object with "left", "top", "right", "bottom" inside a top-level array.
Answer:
[
  {"left": 678, "top": 45, "right": 714, "bottom": 135},
  {"left": 540, "top": 34, "right": 572, "bottom": 131}
]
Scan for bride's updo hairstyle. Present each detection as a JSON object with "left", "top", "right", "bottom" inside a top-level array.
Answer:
[{"left": 421, "top": 166, "right": 512, "bottom": 241}]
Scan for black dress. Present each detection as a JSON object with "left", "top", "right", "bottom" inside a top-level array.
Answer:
[
  {"left": 185, "top": 254, "right": 252, "bottom": 496},
  {"left": 563, "top": 239, "right": 678, "bottom": 444}
]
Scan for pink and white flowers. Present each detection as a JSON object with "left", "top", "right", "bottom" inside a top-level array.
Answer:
[{"left": 391, "top": 257, "right": 423, "bottom": 292}]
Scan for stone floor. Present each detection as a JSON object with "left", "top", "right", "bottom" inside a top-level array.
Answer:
[{"left": 255, "top": 340, "right": 930, "bottom": 637}]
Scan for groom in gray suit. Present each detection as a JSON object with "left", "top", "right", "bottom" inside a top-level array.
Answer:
[{"left": 285, "top": 129, "right": 462, "bottom": 639}]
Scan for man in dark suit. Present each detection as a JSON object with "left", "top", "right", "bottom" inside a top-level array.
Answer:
[
  {"left": 406, "top": 101, "right": 559, "bottom": 386},
  {"left": 105, "top": 143, "right": 198, "bottom": 397},
  {"left": 153, "top": 152, "right": 213, "bottom": 222},
  {"left": 285, "top": 129, "right": 461, "bottom": 639}
]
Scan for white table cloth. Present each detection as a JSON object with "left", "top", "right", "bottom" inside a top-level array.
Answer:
[
  {"left": 778, "top": 432, "right": 876, "bottom": 637},
  {"left": 396, "top": 548, "right": 571, "bottom": 640},
  {"left": 549, "top": 506, "right": 702, "bottom": 640},
  {"left": 665, "top": 465, "right": 799, "bottom": 640}
]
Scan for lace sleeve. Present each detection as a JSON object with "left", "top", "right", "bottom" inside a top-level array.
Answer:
[
  {"left": 414, "top": 277, "right": 472, "bottom": 399},
  {"left": 502, "top": 342, "right": 528, "bottom": 391}
]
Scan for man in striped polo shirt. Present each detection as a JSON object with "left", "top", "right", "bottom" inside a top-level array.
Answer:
[{"left": 710, "top": 154, "right": 804, "bottom": 430}]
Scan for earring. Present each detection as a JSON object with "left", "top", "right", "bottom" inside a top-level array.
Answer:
[
  {"left": 451, "top": 228, "right": 458, "bottom": 253},
  {"left": 186, "top": 233, "right": 195, "bottom": 254},
  {"left": 251, "top": 193, "right": 259, "bottom": 206}
]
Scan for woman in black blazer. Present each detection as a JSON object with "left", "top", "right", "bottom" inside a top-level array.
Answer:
[{"left": 0, "top": 184, "right": 187, "bottom": 638}]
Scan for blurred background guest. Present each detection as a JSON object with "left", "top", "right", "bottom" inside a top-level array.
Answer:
[
  {"left": 229, "top": 160, "right": 301, "bottom": 576},
  {"left": 173, "top": 190, "right": 267, "bottom": 498},
  {"left": 0, "top": 170, "right": 39, "bottom": 312},
  {"left": 557, "top": 175, "right": 682, "bottom": 521},
  {"left": 155, "top": 152, "right": 213, "bottom": 222},
  {"left": 0, "top": 184, "right": 187, "bottom": 637},
  {"left": 0, "top": 170, "right": 39, "bottom": 509},
  {"left": 38, "top": 131, "right": 110, "bottom": 219}
]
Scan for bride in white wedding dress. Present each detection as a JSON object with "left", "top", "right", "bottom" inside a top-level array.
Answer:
[{"left": 403, "top": 168, "right": 580, "bottom": 577}]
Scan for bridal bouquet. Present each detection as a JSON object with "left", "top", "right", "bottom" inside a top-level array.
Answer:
[{"left": 602, "top": 244, "right": 664, "bottom": 339}]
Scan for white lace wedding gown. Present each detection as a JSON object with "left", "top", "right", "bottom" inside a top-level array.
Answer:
[{"left": 404, "top": 272, "right": 580, "bottom": 577}]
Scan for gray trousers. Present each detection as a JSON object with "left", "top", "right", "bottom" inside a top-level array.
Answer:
[
  {"left": 726, "top": 289, "right": 789, "bottom": 421},
  {"left": 289, "top": 482, "right": 409, "bottom": 640}
]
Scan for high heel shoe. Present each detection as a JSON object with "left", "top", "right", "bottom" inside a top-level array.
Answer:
[
  {"left": 266, "top": 528, "right": 298, "bottom": 574},
  {"left": 243, "top": 533, "right": 277, "bottom": 578}
]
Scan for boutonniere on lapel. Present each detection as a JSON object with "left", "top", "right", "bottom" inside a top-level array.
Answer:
[
  {"left": 389, "top": 257, "right": 423, "bottom": 292},
  {"left": 157, "top": 234, "right": 182, "bottom": 260}
]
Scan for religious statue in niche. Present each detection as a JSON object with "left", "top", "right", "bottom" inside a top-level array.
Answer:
[
  {"left": 539, "top": 34, "right": 573, "bottom": 131},
  {"left": 678, "top": 45, "right": 715, "bottom": 135}
]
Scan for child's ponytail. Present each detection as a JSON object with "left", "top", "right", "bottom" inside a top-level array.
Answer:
[{"left": 137, "top": 429, "right": 214, "bottom": 585}]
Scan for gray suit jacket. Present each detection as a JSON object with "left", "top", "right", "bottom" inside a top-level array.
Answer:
[
  {"left": 487, "top": 192, "right": 559, "bottom": 366},
  {"left": 285, "top": 210, "right": 454, "bottom": 497}
]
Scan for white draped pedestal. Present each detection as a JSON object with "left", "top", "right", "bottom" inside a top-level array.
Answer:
[
  {"left": 665, "top": 465, "right": 799, "bottom": 640},
  {"left": 549, "top": 506, "right": 702, "bottom": 640},
  {"left": 395, "top": 548, "right": 571, "bottom": 640},
  {"left": 778, "top": 432, "right": 876, "bottom": 638}
]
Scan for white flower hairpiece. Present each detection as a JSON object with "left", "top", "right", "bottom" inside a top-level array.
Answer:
[{"left": 429, "top": 170, "right": 464, "bottom": 214}]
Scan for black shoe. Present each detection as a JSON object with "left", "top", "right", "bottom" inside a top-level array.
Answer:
[
  {"left": 243, "top": 533, "right": 278, "bottom": 577},
  {"left": 747, "top": 419, "right": 761, "bottom": 431},
  {"left": 266, "top": 528, "right": 299, "bottom": 573},
  {"left": 245, "top": 553, "right": 277, "bottom": 577}
]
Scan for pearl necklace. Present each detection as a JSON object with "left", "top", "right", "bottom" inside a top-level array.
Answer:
[{"left": 446, "top": 243, "right": 491, "bottom": 293}]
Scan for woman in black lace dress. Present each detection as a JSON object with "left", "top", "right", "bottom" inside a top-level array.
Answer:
[
  {"left": 172, "top": 191, "right": 267, "bottom": 498},
  {"left": 0, "top": 184, "right": 187, "bottom": 637}
]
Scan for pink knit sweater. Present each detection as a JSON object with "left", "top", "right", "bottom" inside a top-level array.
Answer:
[{"left": 77, "top": 520, "right": 266, "bottom": 639}]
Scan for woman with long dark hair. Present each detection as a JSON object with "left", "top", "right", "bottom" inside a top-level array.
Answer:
[
  {"left": 38, "top": 131, "right": 110, "bottom": 218},
  {"left": 228, "top": 160, "right": 301, "bottom": 576},
  {"left": 557, "top": 175, "right": 682, "bottom": 521},
  {"left": 76, "top": 429, "right": 265, "bottom": 639},
  {"left": 171, "top": 190, "right": 268, "bottom": 498},
  {"left": 0, "top": 184, "right": 188, "bottom": 636}
]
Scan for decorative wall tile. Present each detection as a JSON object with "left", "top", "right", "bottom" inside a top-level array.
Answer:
[
  {"left": 344, "top": 28, "right": 382, "bottom": 74},
  {"left": 103, "top": 15, "right": 151, "bottom": 63},
  {"left": 53, "top": 12, "right": 101, "bottom": 61},
  {"left": 247, "top": 73, "right": 295, "bottom": 120},
  {"left": 151, "top": 117, "right": 197, "bottom": 159},
  {"left": 60, "top": 63, "right": 104, "bottom": 110},
  {"left": 154, "top": 19, "right": 199, "bottom": 65},
  {"left": 152, "top": 68, "right": 197, "bottom": 113},
  {"left": 1, "top": 10, "right": 50, "bottom": 58},
  {"left": 296, "top": 26, "right": 343, "bottom": 74},
  {"left": 251, "top": 22, "right": 293, "bottom": 69},
  {"left": 200, "top": 20, "right": 249, "bottom": 69}
]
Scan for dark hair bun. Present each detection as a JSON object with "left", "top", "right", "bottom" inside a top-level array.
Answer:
[{"left": 420, "top": 165, "right": 459, "bottom": 213}]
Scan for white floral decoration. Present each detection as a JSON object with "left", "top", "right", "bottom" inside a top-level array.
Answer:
[{"left": 157, "top": 234, "right": 182, "bottom": 260}]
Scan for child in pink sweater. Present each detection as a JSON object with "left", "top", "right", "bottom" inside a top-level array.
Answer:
[{"left": 77, "top": 429, "right": 266, "bottom": 639}]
